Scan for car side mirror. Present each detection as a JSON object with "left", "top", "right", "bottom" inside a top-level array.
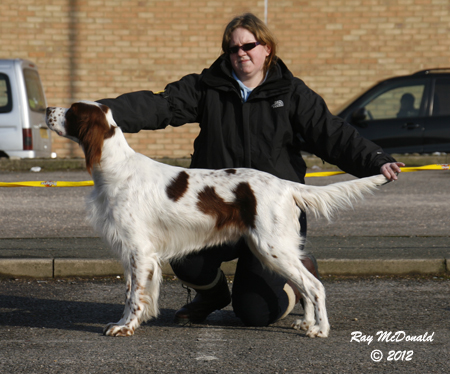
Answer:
[{"left": 351, "top": 108, "right": 369, "bottom": 128}]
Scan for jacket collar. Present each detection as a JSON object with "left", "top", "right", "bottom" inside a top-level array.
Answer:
[{"left": 201, "top": 55, "right": 293, "bottom": 97}]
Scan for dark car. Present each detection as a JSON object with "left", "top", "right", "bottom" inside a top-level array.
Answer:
[{"left": 335, "top": 68, "right": 450, "bottom": 154}]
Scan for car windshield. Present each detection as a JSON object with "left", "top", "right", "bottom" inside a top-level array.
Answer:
[{"left": 24, "top": 68, "right": 46, "bottom": 113}]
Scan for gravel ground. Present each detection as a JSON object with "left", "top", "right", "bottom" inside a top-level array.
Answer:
[{"left": 1, "top": 276, "right": 449, "bottom": 373}]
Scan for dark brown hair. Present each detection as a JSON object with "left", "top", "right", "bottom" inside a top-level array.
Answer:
[
  {"left": 65, "top": 102, "right": 115, "bottom": 174},
  {"left": 221, "top": 13, "right": 278, "bottom": 75}
]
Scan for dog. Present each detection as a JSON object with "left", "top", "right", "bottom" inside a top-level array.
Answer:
[{"left": 46, "top": 101, "right": 388, "bottom": 338}]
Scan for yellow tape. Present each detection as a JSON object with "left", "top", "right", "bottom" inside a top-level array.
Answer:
[
  {"left": 0, "top": 164, "right": 447, "bottom": 186},
  {"left": 302, "top": 164, "right": 448, "bottom": 178},
  {"left": 305, "top": 171, "right": 345, "bottom": 177},
  {"left": 0, "top": 180, "right": 94, "bottom": 187},
  {"left": 398, "top": 164, "right": 448, "bottom": 172}
]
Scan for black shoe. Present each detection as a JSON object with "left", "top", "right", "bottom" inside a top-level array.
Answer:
[{"left": 174, "top": 271, "right": 231, "bottom": 324}]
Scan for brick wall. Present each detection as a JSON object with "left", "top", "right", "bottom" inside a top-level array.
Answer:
[{"left": 1, "top": 0, "right": 449, "bottom": 158}]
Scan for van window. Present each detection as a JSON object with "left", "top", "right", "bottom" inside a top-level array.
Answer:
[
  {"left": 0, "top": 73, "right": 13, "bottom": 113},
  {"left": 24, "top": 69, "right": 46, "bottom": 113}
]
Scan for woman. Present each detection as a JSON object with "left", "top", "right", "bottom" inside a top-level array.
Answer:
[{"left": 98, "top": 13, "right": 404, "bottom": 327}]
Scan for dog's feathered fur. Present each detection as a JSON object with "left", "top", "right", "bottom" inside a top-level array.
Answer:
[{"left": 46, "top": 101, "right": 388, "bottom": 338}]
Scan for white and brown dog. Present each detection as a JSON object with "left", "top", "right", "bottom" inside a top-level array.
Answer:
[{"left": 46, "top": 101, "right": 388, "bottom": 338}]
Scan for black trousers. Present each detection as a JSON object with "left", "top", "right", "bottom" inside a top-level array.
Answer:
[{"left": 170, "top": 212, "right": 307, "bottom": 327}]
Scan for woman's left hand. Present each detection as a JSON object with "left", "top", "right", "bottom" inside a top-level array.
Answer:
[{"left": 380, "top": 162, "right": 405, "bottom": 181}]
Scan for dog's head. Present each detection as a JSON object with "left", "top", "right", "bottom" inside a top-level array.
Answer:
[{"left": 46, "top": 101, "right": 116, "bottom": 173}]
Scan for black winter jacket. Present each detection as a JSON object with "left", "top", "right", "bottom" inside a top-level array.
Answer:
[{"left": 98, "top": 56, "right": 396, "bottom": 183}]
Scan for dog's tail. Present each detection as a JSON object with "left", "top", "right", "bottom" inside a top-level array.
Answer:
[{"left": 292, "top": 174, "right": 389, "bottom": 221}]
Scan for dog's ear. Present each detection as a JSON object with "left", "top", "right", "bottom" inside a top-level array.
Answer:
[{"left": 67, "top": 102, "right": 115, "bottom": 174}]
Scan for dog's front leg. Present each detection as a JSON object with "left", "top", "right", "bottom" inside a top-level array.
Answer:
[{"left": 104, "top": 254, "right": 160, "bottom": 337}]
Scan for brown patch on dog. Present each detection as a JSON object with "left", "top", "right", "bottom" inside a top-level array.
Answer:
[
  {"left": 166, "top": 171, "right": 190, "bottom": 202},
  {"left": 233, "top": 182, "right": 257, "bottom": 228},
  {"left": 65, "top": 102, "right": 116, "bottom": 174},
  {"left": 196, "top": 182, "right": 257, "bottom": 230},
  {"left": 224, "top": 169, "right": 237, "bottom": 174}
]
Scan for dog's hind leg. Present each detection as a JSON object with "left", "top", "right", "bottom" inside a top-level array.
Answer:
[
  {"left": 292, "top": 295, "right": 316, "bottom": 332},
  {"left": 103, "top": 251, "right": 161, "bottom": 337},
  {"left": 290, "top": 271, "right": 329, "bottom": 338},
  {"left": 278, "top": 260, "right": 329, "bottom": 337},
  {"left": 246, "top": 234, "right": 330, "bottom": 338}
]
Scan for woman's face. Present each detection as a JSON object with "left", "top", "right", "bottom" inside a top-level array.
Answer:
[{"left": 229, "top": 27, "right": 270, "bottom": 87}]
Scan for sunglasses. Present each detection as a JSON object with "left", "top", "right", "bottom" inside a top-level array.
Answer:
[{"left": 228, "top": 41, "right": 261, "bottom": 55}]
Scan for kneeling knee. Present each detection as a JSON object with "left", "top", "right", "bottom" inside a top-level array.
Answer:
[{"left": 232, "top": 293, "right": 279, "bottom": 327}]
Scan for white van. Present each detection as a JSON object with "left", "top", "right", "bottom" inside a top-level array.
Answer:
[{"left": 0, "top": 59, "right": 52, "bottom": 158}]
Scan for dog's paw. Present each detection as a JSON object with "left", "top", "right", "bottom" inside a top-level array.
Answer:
[
  {"left": 306, "top": 325, "right": 329, "bottom": 338},
  {"left": 103, "top": 323, "right": 135, "bottom": 337},
  {"left": 291, "top": 318, "right": 315, "bottom": 331}
]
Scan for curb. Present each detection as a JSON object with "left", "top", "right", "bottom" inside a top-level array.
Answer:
[
  {"left": 316, "top": 259, "right": 448, "bottom": 276},
  {"left": 1, "top": 258, "right": 448, "bottom": 279},
  {"left": 53, "top": 259, "right": 123, "bottom": 278},
  {"left": 0, "top": 259, "right": 53, "bottom": 278}
]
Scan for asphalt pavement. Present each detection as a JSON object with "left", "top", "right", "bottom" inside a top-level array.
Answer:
[
  {"left": 1, "top": 276, "right": 449, "bottom": 373},
  {"left": 0, "top": 162, "right": 449, "bottom": 373}
]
